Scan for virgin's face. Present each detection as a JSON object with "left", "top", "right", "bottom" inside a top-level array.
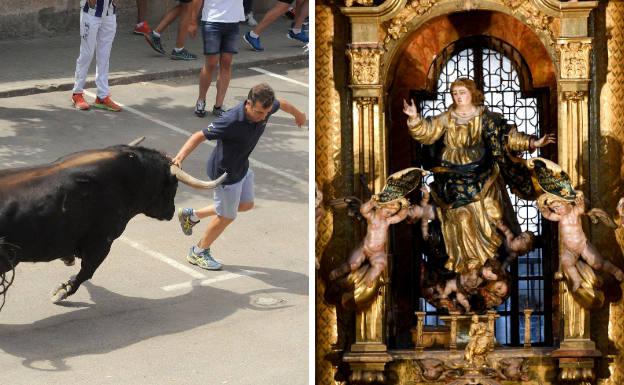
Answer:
[{"left": 451, "top": 86, "right": 473, "bottom": 108}]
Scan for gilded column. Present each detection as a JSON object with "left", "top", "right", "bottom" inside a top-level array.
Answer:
[
  {"left": 603, "top": 3, "right": 624, "bottom": 384},
  {"left": 344, "top": 42, "right": 392, "bottom": 383},
  {"left": 553, "top": 3, "right": 600, "bottom": 384},
  {"left": 316, "top": 2, "right": 343, "bottom": 385},
  {"left": 348, "top": 44, "right": 386, "bottom": 195}
]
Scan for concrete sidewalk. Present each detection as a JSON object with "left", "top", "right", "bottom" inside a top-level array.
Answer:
[{"left": 0, "top": 16, "right": 308, "bottom": 98}]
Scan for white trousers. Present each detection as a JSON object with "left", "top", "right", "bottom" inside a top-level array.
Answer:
[{"left": 72, "top": 12, "right": 117, "bottom": 99}]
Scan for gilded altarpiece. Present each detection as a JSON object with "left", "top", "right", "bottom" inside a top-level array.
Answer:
[{"left": 316, "top": 0, "right": 624, "bottom": 384}]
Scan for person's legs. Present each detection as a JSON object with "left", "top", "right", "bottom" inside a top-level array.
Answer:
[
  {"left": 292, "top": 0, "right": 308, "bottom": 30},
  {"left": 73, "top": 12, "right": 100, "bottom": 96},
  {"left": 251, "top": 1, "right": 290, "bottom": 35},
  {"left": 94, "top": 14, "right": 117, "bottom": 101},
  {"left": 212, "top": 23, "right": 239, "bottom": 114},
  {"left": 215, "top": 53, "right": 234, "bottom": 110},
  {"left": 133, "top": 0, "right": 150, "bottom": 34},
  {"left": 286, "top": 0, "right": 308, "bottom": 43},
  {"left": 198, "top": 55, "right": 219, "bottom": 103},
  {"left": 136, "top": 0, "right": 147, "bottom": 23},
  {"left": 154, "top": 4, "right": 182, "bottom": 34},
  {"left": 145, "top": 4, "right": 183, "bottom": 55},
  {"left": 174, "top": 1, "right": 192, "bottom": 49}
]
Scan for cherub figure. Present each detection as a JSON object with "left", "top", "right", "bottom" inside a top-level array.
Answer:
[
  {"left": 407, "top": 187, "right": 436, "bottom": 240},
  {"left": 433, "top": 277, "right": 472, "bottom": 312},
  {"left": 459, "top": 260, "right": 500, "bottom": 292},
  {"left": 494, "top": 219, "right": 536, "bottom": 269},
  {"left": 424, "top": 259, "right": 503, "bottom": 313},
  {"left": 329, "top": 196, "right": 409, "bottom": 287},
  {"left": 538, "top": 191, "right": 624, "bottom": 292},
  {"left": 479, "top": 279, "right": 509, "bottom": 308}
]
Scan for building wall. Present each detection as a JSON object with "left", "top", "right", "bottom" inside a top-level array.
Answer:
[{"left": 0, "top": 0, "right": 278, "bottom": 40}]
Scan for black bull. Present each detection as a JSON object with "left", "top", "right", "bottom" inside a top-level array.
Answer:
[{"left": 0, "top": 144, "right": 222, "bottom": 304}]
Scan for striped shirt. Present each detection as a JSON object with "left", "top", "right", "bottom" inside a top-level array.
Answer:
[{"left": 81, "top": 0, "right": 116, "bottom": 17}]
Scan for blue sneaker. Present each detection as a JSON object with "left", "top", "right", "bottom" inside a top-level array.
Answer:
[
  {"left": 187, "top": 247, "right": 222, "bottom": 270},
  {"left": 243, "top": 32, "right": 264, "bottom": 51},
  {"left": 287, "top": 29, "right": 308, "bottom": 44}
]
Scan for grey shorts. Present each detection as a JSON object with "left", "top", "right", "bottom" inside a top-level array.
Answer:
[
  {"left": 201, "top": 21, "right": 240, "bottom": 55},
  {"left": 213, "top": 169, "right": 254, "bottom": 219}
]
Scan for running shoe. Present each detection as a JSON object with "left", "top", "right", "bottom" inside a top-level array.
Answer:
[
  {"left": 93, "top": 96, "right": 122, "bottom": 112},
  {"left": 243, "top": 32, "right": 264, "bottom": 52},
  {"left": 145, "top": 31, "right": 165, "bottom": 55},
  {"left": 171, "top": 48, "right": 197, "bottom": 60},
  {"left": 71, "top": 93, "right": 90, "bottom": 110},
  {"left": 187, "top": 247, "right": 222, "bottom": 270},
  {"left": 178, "top": 208, "right": 199, "bottom": 236},
  {"left": 195, "top": 99, "right": 206, "bottom": 117},
  {"left": 133, "top": 21, "right": 151, "bottom": 35},
  {"left": 287, "top": 29, "right": 309, "bottom": 44},
  {"left": 212, "top": 105, "right": 226, "bottom": 117}
]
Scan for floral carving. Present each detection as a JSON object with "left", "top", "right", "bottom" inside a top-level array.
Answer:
[
  {"left": 347, "top": 46, "right": 383, "bottom": 85},
  {"left": 559, "top": 40, "right": 592, "bottom": 79}
]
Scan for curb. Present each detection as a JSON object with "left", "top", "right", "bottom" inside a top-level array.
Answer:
[{"left": 0, "top": 54, "right": 308, "bottom": 99}]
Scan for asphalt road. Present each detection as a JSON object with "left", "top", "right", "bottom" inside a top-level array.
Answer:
[{"left": 0, "top": 61, "right": 309, "bottom": 385}]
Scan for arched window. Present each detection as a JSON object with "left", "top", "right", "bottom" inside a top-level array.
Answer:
[{"left": 410, "top": 36, "right": 554, "bottom": 346}]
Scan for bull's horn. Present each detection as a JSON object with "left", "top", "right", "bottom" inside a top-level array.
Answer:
[
  {"left": 170, "top": 164, "right": 227, "bottom": 189},
  {"left": 128, "top": 137, "right": 146, "bottom": 146}
]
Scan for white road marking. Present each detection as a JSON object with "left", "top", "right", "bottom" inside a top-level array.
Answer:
[
  {"left": 83, "top": 90, "right": 307, "bottom": 186},
  {"left": 118, "top": 236, "right": 206, "bottom": 279},
  {"left": 249, "top": 67, "right": 309, "bottom": 88},
  {"left": 161, "top": 270, "right": 261, "bottom": 292}
]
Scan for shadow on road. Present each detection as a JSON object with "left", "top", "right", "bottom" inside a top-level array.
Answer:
[{"left": 0, "top": 264, "right": 307, "bottom": 371}]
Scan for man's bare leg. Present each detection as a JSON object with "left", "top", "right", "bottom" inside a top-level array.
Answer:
[
  {"left": 292, "top": 0, "right": 308, "bottom": 30},
  {"left": 136, "top": 0, "right": 147, "bottom": 23},
  {"left": 174, "top": 2, "right": 192, "bottom": 49},
  {"left": 155, "top": 4, "right": 182, "bottom": 34},
  {"left": 198, "top": 216, "right": 234, "bottom": 249},
  {"left": 215, "top": 53, "right": 234, "bottom": 109},
  {"left": 198, "top": 55, "right": 220, "bottom": 102},
  {"left": 251, "top": 2, "right": 290, "bottom": 35}
]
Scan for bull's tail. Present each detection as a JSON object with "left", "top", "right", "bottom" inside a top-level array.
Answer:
[{"left": 0, "top": 238, "right": 18, "bottom": 312}]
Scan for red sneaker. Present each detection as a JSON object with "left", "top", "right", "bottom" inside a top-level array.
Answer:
[
  {"left": 93, "top": 96, "right": 122, "bottom": 112},
  {"left": 133, "top": 21, "right": 151, "bottom": 35},
  {"left": 71, "top": 93, "right": 90, "bottom": 110}
]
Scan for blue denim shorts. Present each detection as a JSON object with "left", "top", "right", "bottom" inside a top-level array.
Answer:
[
  {"left": 213, "top": 169, "right": 254, "bottom": 219},
  {"left": 201, "top": 22, "right": 240, "bottom": 55}
]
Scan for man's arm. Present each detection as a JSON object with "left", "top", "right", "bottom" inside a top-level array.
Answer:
[
  {"left": 171, "top": 131, "right": 206, "bottom": 167},
  {"left": 277, "top": 98, "right": 306, "bottom": 127}
]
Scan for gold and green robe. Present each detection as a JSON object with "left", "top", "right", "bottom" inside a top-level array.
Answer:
[{"left": 408, "top": 107, "right": 537, "bottom": 273}]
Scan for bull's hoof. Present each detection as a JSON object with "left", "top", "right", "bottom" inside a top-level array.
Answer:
[{"left": 51, "top": 282, "right": 71, "bottom": 304}]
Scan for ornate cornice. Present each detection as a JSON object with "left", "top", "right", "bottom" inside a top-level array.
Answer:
[{"left": 382, "top": 0, "right": 439, "bottom": 44}]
